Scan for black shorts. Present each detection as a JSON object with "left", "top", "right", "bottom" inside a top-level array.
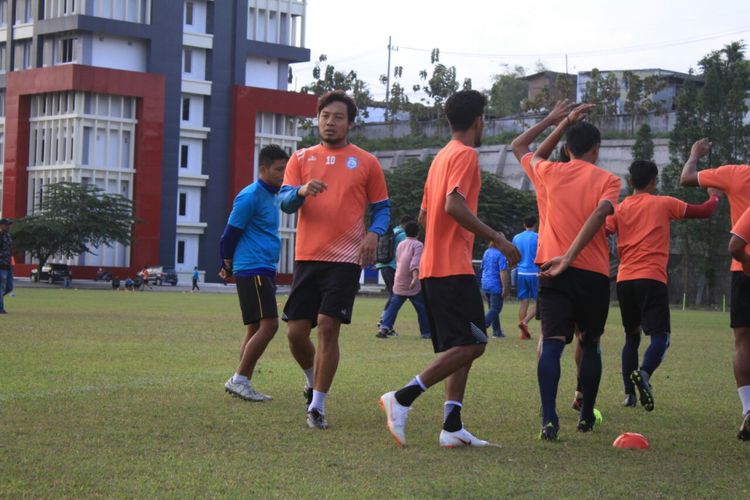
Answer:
[
  {"left": 282, "top": 261, "right": 361, "bottom": 327},
  {"left": 236, "top": 275, "right": 278, "bottom": 325},
  {"left": 616, "top": 279, "right": 670, "bottom": 335},
  {"left": 539, "top": 267, "right": 610, "bottom": 344},
  {"left": 421, "top": 275, "right": 488, "bottom": 353},
  {"left": 731, "top": 271, "right": 750, "bottom": 328}
]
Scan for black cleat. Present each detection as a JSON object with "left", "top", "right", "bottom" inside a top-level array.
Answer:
[
  {"left": 623, "top": 393, "right": 637, "bottom": 407},
  {"left": 577, "top": 419, "right": 594, "bottom": 433},
  {"left": 738, "top": 412, "right": 750, "bottom": 441},
  {"left": 630, "top": 370, "right": 654, "bottom": 411},
  {"left": 303, "top": 386, "right": 313, "bottom": 406},
  {"left": 539, "top": 422, "right": 559, "bottom": 441},
  {"left": 306, "top": 408, "right": 329, "bottom": 430}
]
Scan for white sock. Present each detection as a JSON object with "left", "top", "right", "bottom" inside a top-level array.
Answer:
[
  {"left": 232, "top": 373, "right": 249, "bottom": 385},
  {"left": 303, "top": 367, "right": 314, "bottom": 388},
  {"left": 413, "top": 375, "right": 427, "bottom": 391},
  {"left": 739, "top": 385, "right": 750, "bottom": 415},
  {"left": 309, "top": 390, "right": 327, "bottom": 413}
]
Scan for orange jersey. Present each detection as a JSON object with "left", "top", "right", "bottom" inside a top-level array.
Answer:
[
  {"left": 698, "top": 165, "right": 750, "bottom": 271},
  {"left": 607, "top": 193, "right": 687, "bottom": 284},
  {"left": 730, "top": 206, "right": 750, "bottom": 257},
  {"left": 284, "top": 143, "right": 389, "bottom": 264},
  {"left": 419, "top": 140, "right": 481, "bottom": 278},
  {"left": 535, "top": 159, "right": 621, "bottom": 277},
  {"left": 521, "top": 152, "right": 547, "bottom": 236}
]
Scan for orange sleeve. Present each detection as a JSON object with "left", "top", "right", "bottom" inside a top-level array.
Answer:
[
  {"left": 520, "top": 153, "right": 536, "bottom": 184},
  {"left": 366, "top": 157, "right": 389, "bottom": 204},
  {"left": 731, "top": 207, "right": 750, "bottom": 242},
  {"left": 534, "top": 159, "right": 555, "bottom": 185},
  {"left": 446, "top": 149, "right": 479, "bottom": 198},
  {"left": 698, "top": 166, "right": 733, "bottom": 191},
  {"left": 283, "top": 152, "right": 302, "bottom": 186},
  {"left": 666, "top": 196, "right": 689, "bottom": 220},
  {"left": 600, "top": 174, "right": 622, "bottom": 208}
]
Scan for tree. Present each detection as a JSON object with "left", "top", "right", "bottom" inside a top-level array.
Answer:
[
  {"left": 11, "top": 182, "right": 135, "bottom": 272},
  {"left": 631, "top": 123, "right": 655, "bottom": 162},
  {"left": 623, "top": 71, "right": 667, "bottom": 132},
  {"left": 486, "top": 65, "right": 528, "bottom": 117},
  {"left": 379, "top": 65, "right": 409, "bottom": 124},
  {"left": 582, "top": 69, "right": 620, "bottom": 122},
  {"left": 301, "top": 54, "right": 373, "bottom": 123}
]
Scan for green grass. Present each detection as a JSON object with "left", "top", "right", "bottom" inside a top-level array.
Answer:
[{"left": 1, "top": 288, "right": 749, "bottom": 497}]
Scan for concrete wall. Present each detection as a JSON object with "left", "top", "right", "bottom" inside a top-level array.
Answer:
[{"left": 373, "top": 138, "right": 671, "bottom": 190}]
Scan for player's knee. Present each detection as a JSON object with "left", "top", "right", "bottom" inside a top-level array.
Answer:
[{"left": 579, "top": 334, "right": 600, "bottom": 350}]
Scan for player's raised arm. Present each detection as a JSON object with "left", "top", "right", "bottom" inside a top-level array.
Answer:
[
  {"left": 510, "top": 99, "right": 575, "bottom": 161},
  {"left": 680, "top": 138, "right": 711, "bottom": 187},
  {"left": 531, "top": 103, "right": 595, "bottom": 168}
]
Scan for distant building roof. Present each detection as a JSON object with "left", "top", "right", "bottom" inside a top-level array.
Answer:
[{"left": 520, "top": 70, "right": 576, "bottom": 81}]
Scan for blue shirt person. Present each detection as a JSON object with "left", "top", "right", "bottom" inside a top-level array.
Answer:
[
  {"left": 481, "top": 242, "right": 509, "bottom": 337},
  {"left": 512, "top": 215, "right": 539, "bottom": 338}
]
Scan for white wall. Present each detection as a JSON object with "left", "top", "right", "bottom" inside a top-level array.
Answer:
[
  {"left": 178, "top": 138, "right": 203, "bottom": 175},
  {"left": 182, "top": 47, "right": 206, "bottom": 80},
  {"left": 175, "top": 234, "right": 199, "bottom": 271},
  {"left": 184, "top": 0, "right": 207, "bottom": 33},
  {"left": 176, "top": 186, "right": 202, "bottom": 223},
  {"left": 181, "top": 94, "right": 204, "bottom": 127},
  {"left": 90, "top": 34, "right": 147, "bottom": 72},
  {"left": 245, "top": 56, "right": 279, "bottom": 89}
]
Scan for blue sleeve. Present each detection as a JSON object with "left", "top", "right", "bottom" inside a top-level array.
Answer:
[
  {"left": 227, "top": 189, "right": 256, "bottom": 229},
  {"left": 368, "top": 199, "right": 391, "bottom": 236},
  {"left": 279, "top": 185, "right": 305, "bottom": 213},
  {"left": 498, "top": 252, "right": 508, "bottom": 271},
  {"left": 219, "top": 224, "right": 243, "bottom": 259}
]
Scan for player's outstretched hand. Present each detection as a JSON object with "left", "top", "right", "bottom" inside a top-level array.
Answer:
[
  {"left": 359, "top": 231, "right": 378, "bottom": 267},
  {"left": 547, "top": 99, "right": 577, "bottom": 125},
  {"left": 299, "top": 179, "right": 328, "bottom": 197},
  {"left": 494, "top": 235, "right": 520, "bottom": 268},
  {"left": 539, "top": 255, "right": 571, "bottom": 278},
  {"left": 690, "top": 138, "right": 711, "bottom": 159},
  {"left": 567, "top": 103, "right": 596, "bottom": 124}
]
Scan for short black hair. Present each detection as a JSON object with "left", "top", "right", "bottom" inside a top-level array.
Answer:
[
  {"left": 523, "top": 215, "right": 537, "bottom": 228},
  {"left": 403, "top": 221, "right": 420, "bottom": 237},
  {"left": 318, "top": 90, "right": 357, "bottom": 123},
  {"left": 557, "top": 145, "right": 570, "bottom": 162},
  {"left": 628, "top": 160, "right": 658, "bottom": 190},
  {"left": 400, "top": 215, "right": 415, "bottom": 226},
  {"left": 444, "top": 90, "right": 486, "bottom": 132},
  {"left": 258, "top": 144, "right": 289, "bottom": 167},
  {"left": 565, "top": 122, "right": 601, "bottom": 157}
]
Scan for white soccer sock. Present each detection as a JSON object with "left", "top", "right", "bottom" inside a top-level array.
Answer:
[
  {"left": 232, "top": 373, "right": 249, "bottom": 385},
  {"left": 309, "top": 390, "right": 327, "bottom": 413},
  {"left": 413, "top": 375, "right": 427, "bottom": 391},
  {"left": 303, "top": 367, "right": 314, "bottom": 388},
  {"left": 738, "top": 385, "right": 750, "bottom": 415}
]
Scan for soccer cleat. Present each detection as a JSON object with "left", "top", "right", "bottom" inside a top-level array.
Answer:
[
  {"left": 577, "top": 411, "right": 602, "bottom": 433},
  {"left": 623, "top": 393, "right": 637, "bottom": 407},
  {"left": 571, "top": 394, "right": 583, "bottom": 411},
  {"left": 375, "top": 329, "right": 389, "bottom": 339},
  {"left": 224, "top": 378, "right": 266, "bottom": 402},
  {"left": 306, "top": 408, "right": 329, "bottom": 430},
  {"left": 577, "top": 419, "right": 594, "bottom": 433},
  {"left": 439, "top": 428, "right": 489, "bottom": 448},
  {"left": 492, "top": 331, "right": 506, "bottom": 338},
  {"left": 303, "top": 386, "right": 313, "bottom": 406},
  {"left": 630, "top": 369, "right": 654, "bottom": 411},
  {"left": 738, "top": 412, "right": 750, "bottom": 441},
  {"left": 387, "top": 329, "right": 399, "bottom": 337},
  {"left": 518, "top": 322, "right": 532, "bottom": 340},
  {"left": 539, "top": 422, "right": 559, "bottom": 441},
  {"left": 379, "top": 391, "right": 411, "bottom": 446}
]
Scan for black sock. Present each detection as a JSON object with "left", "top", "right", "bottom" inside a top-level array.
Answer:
[
  {"left": 580, "top": 341, "right": 603, "bottom": 422},
  {"left": 395, "top": 383, "right": 423, "bottom": 407},
  {"left": 443, "top": 405, "right": 462, "bottom": 432}
]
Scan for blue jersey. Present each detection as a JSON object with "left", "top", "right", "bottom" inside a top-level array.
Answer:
[
  {"left": 512, "top": 230, "right": 539, "bottom": 274},
  {"left": 227, "top": 181, "right": 281, "bottom": 273},
  {"left": 481, "top": 247, "right": 507, "bottom": 294}
]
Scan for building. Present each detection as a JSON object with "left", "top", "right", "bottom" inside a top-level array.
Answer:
[
  {"left": 576, "top": 68, "right": 699, "bottom": 113},
  {"left": 520, "top": 71, "right": 577, "bottom": 105},
  {"left": 0, "top": 0, "right": 316, "bottom": 283}
]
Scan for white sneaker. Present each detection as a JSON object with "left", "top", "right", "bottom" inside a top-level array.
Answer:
[
  {"left": 379, "top": 391, "right": 411, "bottom": 446},
  {"left": 439, "top": 427, "right": 490, "bottom": 448},
  {"left": 224, "top": 378, "right": 269, "bottom": 402}
]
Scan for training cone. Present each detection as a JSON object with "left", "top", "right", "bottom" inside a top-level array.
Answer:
[{"left": 613, "top": 432, "right": 650, "bottom": 449}]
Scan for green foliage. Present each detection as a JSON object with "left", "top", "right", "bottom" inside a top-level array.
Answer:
[
  {"left": 301, "top": 54, "right": 372, "bottom": 123},
  {"left": 623, "top": 72, "right": 667, "bottom": 133},
  {"left": 582, "top": 69, "right": 621, "bottom": 122},
  {"left": 383, "top": 158, "right": 537, "bottom": 258},
  {"left": 487, "top": 66, "right": 528, "bottom": 117},
  {"left": 11, "top": 182, "right": 135, "bottom": 269},
  {"left": 632, "top": 123, "right": 655, "bottom": 161}
]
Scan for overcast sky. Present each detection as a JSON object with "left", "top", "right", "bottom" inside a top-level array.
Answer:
[{"left": 290, "top": 0, "right": 750, "bottom": 102}]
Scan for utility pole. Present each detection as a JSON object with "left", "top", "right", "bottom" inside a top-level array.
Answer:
[{"left": 385, "top": 36, "right": 393, "bottom": 121}]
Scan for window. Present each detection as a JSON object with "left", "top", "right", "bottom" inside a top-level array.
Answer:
[
  {"left": 177, "top": 240, "right": 185, "bottom": 264},
  {"left": 183, "top": 48, "right": 192, "bottom": 74},
  {"left": 61, "top": 38, "right": 74, "bottom": 63},
  {"left": 180, "top": 144, "right": 189, "bottom": 168},
  {"left": 0, "top": 43, "right": 6, "bottom": 74},
  {"left": 178, "top": 192, "right": 187, "bottom": 216},
  {"left": 182, "top": 98, "right": 190, "bottom": 121},
  {"left": 185, "top": 1, "right": 193, "bottom": 25},
  {"left": 0, "top": 0, "right": 7, "bottom": 27}
]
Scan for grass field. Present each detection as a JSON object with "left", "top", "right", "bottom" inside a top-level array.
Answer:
[{"left": 1, "top": 287, "right": 749, "bottom": 498}]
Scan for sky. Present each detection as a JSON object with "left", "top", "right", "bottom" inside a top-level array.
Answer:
[{"left": 290, "top": 0, "right": 750, "bottom": 102}]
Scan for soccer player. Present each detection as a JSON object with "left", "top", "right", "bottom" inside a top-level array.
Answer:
[
  {"left": 513, "top": 216, "right": 539, "bottom": 340},
  {"left": 681, "top": 138, "right": 750, "bottom": 441},
  {"left": 379, "top": 90, "right": 520, "bottom": 448},
  {"left": 608, "top": 160, "right": 719, "bottom": 410},
  {"left": 279, "top": 90, "right": 390, "bottom": 430},
  {"left": 530, "top": 104, "right": 622, "bottom": 440},
  {"left": 220, "top": 144, "right": 290, "bottom": 402}
]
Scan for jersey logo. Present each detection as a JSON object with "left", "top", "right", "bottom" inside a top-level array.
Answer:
[
  {"left": 346, "top": 156, "right": 359, "bottom": 169},
  {"left": 326, "top": 155, "right": 336, "bottom": 165}
]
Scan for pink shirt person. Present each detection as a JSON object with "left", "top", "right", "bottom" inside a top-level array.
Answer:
[{"left": 393, "top": 237, "right": 423, "bottom": 296}]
